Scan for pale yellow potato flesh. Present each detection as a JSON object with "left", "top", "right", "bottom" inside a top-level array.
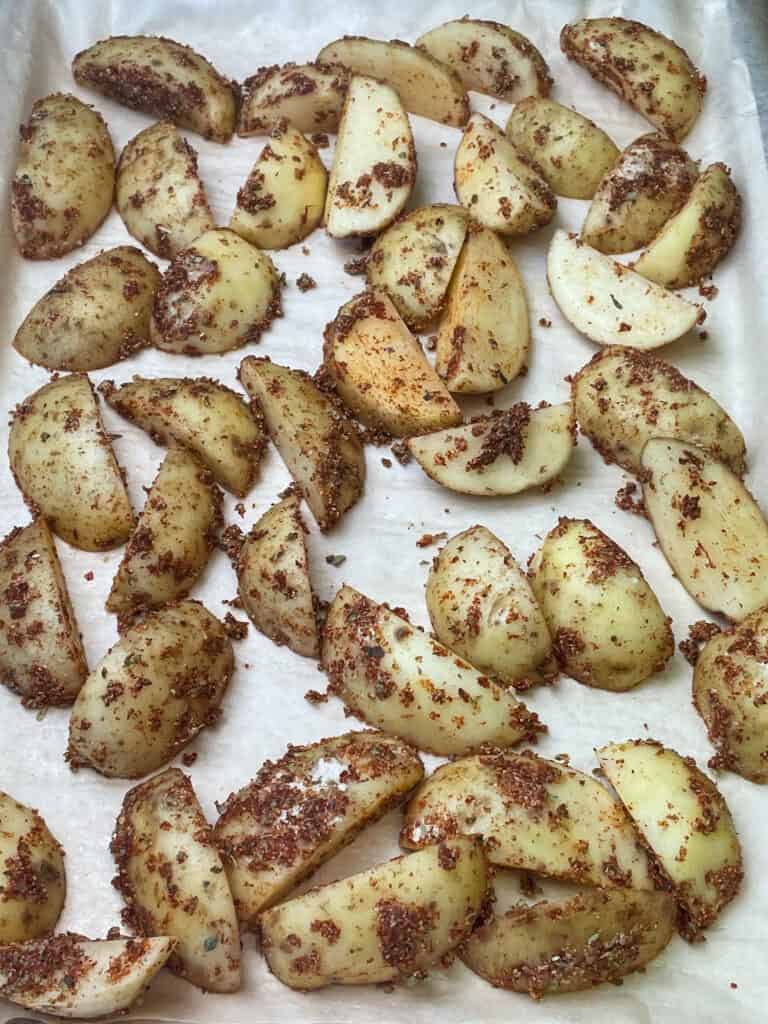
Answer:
[{"left": 238, "top": 62, "right": 349, "bottom": 136}]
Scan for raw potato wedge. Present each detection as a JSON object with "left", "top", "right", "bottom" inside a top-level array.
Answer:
[
  {"left": 0, "top": 933, "right": 175, "bottom": 1019},
  {"left": 560, "top": 18, "right": 706, "bottom": 142},
  {"left": 547, "top": 230, "right": 703, "bottom": 350},
  {"left": 215, "top": 730, "right": 423, "bottom": 926},
  {"left": 401, "top": 753, "right": 652, "bottom": 889},
  {"left": 366, "top": 205, "right": 469, "bottom": 329},
  {"left": 67, "top": 600, "right": 233, "bottom": 778},
  {"left": 435, "top": 224, "right": 529, "bottom": 393},
  {"left": 0, "top": 519, "right": 87, "bottom": 708},
  {"left": 322, "top": 291, "right": 461, "bottom": 437},
  {"left": 506, "top": 98, "right": 618, "bottom": 199},
  {"left": 454, "top": 113, "right": 556, "bottom": 236},
  {"left": 11, "top": 93, "right": 114, "bottom": 259},
  {"left": 598, "top": 740, "right": 743, "bottom": 935},
  {"left": 112, "top": 768, "right": 240, "bottom": 992},
  {"left": 641, "top": 439, "right": 768, "bottom": 621},
  {"left": 462, "top": 888, "right": 675, "bottom": 997},
  {"left": 9, "top": 374, "right": 133, "bottom": 551},
  {"left": 582, "top": 133, "right": 699, "bottom": 254},
  {"left": 406, "top": 402, "right": 575, "bottom": 497},
  {"left": 324, "top": 75, "right": 416, "bottom": 238},
  {"left": 416, "top": 19, "right": 552, "bottom": 101},
  {"left": 317, "top": 36, "right": 469, "bottom": 126},
  {"left": 633, "top": 163, "right": 742, "bottom": 288},
  {"left": 107, "top": 446, "right": 223, "bottom": 615},
  {"left": 116, "top": 120, "right": 214, "bottom": 259},
  {"left": 239, "top": 357, "right": 365, "bottom": 531},
  {"left": 0, "top": 792, "right": 65, "bottom": 943},
  {"left": 322, "top": 586, "right": 544, "bottom": 756},
  {"left": 529, "top": 517, "right": 673, "bottom": 691},
  {"left": 14, "top": 247, "right": 159, "bottom": 372},
  {"left": 72, "top": 35, "right": 237, "bottom": 142},
  {"left": 260, "top": 838, "right": 487, "bottom": 989},
  {"left": 238, "top": 62, "right": 349, "bottom": 136},
  {"left": 572, "top": 347, "right": 746, "bottom": 476},
  {"left": 101, "top": 376, "right": 266, "bottom": 497}
]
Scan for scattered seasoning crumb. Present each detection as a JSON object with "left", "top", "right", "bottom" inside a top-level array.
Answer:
[
  {"left": 278, "top": 271, "right": 288, "bottom": 286},
  {"left": 83, "top": 571, "right": 94, "bottom": 581},
  {"left": 234, "top": 502, "right": 246, "bottom": 518},
  {"left": 416, "top": 531, "right": 448, "bottom": 548},
  {"left": 296, "top": 273, "right": 316, "bottom": 292},
  {"left": 731, "top": 982, "right": 738, "bottom": 990},
  {"left": 182, "top": 751, "right": 198, "bottom": 767},
  {"left": 223, "top": 595, "right": 244, "bottom": 610},
  {"left": 699, "top": 282, "right": 718, "bottom": 300},
  {"left": 615, "top": 481, "right": 646, "bottom": 516},
  {"left": 440, "top": 141, "right": 447, "bottom": 148},
  {"left": 699, "top": 330, "right": 709, "bottom": 340},
  {"left": 538, "top": 317, "right": 552, "bottom": 328},
  {"left": 381, "top": 457, "right": 393, "bottom": 468},
  {"left": 344, "top": 255, "right": 368, "bottom": 276},
  {"left": 325, "top": 554, "right": 347, "bottom": 567},
  {"left": 390, "top": 440, "right": 412, "bottom": 465},
  {"left": 305, "top": 689, "right": 329, "bottom": 704},
  {"left": 554, "top": 753, "right": 571, "bottom": 764},
  {"left": 219, "top": 524, "right": 245, "bottom": 562},
  {"left": 426, "top": 335, "right": 438, "bottom": 351},
  {"left": 106, "top": 926, "right": 122, "bottom": 940},
  {"left": 223, "top": 612, "right": 249, "bottom": 641},
  {"left": 679, "top": 620, "right": 722, "bottom": 666},
  {"left": 301, "top": 246, "right": 310, "bottom": 255},
  {"left": 310, "top": 132, "right": 329, "bottom": 149}
]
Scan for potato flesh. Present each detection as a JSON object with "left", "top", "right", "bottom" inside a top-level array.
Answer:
[{"left": 238, "top": 62, "right": 349, "bottom": 135}]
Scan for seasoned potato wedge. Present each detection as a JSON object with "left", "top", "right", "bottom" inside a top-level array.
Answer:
[
  {"left": 260, "top": 838, "right": 487, "bottom": 989},
  {"left": 323, "top": 291, "right": 461, "bottom": 436},
  {"left": 416, "top": 19, "right": 551, "bottom": 101},
  {"left": 11, "top": 93, "right": 114, "bottom": 259},
  {"left": 529, "top": 517, "right": 673, "bottom": 691},
  {"left": 324, "top": 75, "right": 416, "bottom": 238},
  {"left": 598, "top": 740, "right": 743, "bottom": 935},
  {"left": 238, "top": 61, "right": 349, "bottom": 136},
  {"left": 401, "top": 753, "right": 652, "bottom": 889},
  {"left": 239, "top": 357, "right": 365, "bottom": 531},
  {"left": 67, "top": 600, "right": 233, "bottom": 778},
  {"left": 506, "top": 98, "right": 618, "bottom": 199},
  {"left": 406, "top": 402, "right": 575, "bottom": 496},
  {"left": 572, "top": 347, "right": 746, "bottom": 476},
  {"left": 317, "top": 36, "right": 469, "bottom": 126},
  {"left": 322, "top": 586, "right": 543, "bottom": 756},
  {"left": 560, "top": 18, "right": 705, "bottom": 141},
  {"left": 366, "top": 205, "right": 468, "bottom": 329},
  {"left": 426, "top": 526, "right": 555, "bottom": 688},
  {"left": 101, "top": 376, "right": 266, "bottom": 497},
  {"left": 215, "top": 730, "right": 423, "bottom": 926},
  {"left": 463, "top": 888, "right": 675, "bottom": 997},
  {"left": 9, "top": 374, "right": 133, "bottom": 551},
  {"left": 72, "top": 35, "right": 237, "bottom": 142},
  {"left": 0, "top": 519, "right": 87, "bottom": 707},
  {"left": 0, "top": 792, "right": 65, "bottom": 943},
  {"left": 435, "top": 224, "right": 529, "bottom": 393},
  {"left": 641, "top": 440, "right": 768, "bottom": 621},
  {"left": 112, "top": 768, "right": 240, "bottom": 992},
  {"left": 116, "top": 121, "right": 214, "bottom": 259}
]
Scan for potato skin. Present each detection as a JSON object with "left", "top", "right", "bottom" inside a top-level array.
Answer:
[{"left": 238, "top": 61, "right": 349, "bottom": 136}]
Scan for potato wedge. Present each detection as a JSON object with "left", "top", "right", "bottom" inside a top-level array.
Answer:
[
  {"left": 11, "top": 93, "right": 114, "bottom": 259},
  {"left": 454, "top": 113, "right": 556, "bottom": 236},
  {"left": 633, "top": 163, "right": 742, "bottom": 287},
  {"left": 67, "top": 600, "right": 233, "bottom": 778},
  {"left": 100, "top": 375, "right": 265, "bottom": 497},
  {"left": 112, "top": 768, "right": 240, "bottom": 992},
  {"left": 435, "top": 224, "right": 529, "bottom": 393},
  {"left": 317, "top": 36, "right": 469, "bottom": 126},
  {"left": 598, "top": 740, "right": 743, "bottom": 935},
  {"left": 582, "top": 133, "right": 699, "bottom": 254},
  {"left": 238, "top": 62, "right": 349, "bottom": 136},
  {"left": 116, "top": 121, "right": 214, "bottom": 259},
  {"left": 215, "top": 730, "right": 423, "bottom": 926},
  {"left": 0, "top": 792, "right": 65, "bottom": 943},
  {"left": 506, "top": 98, "right": 618, "bottom": 200},
  {"left": 560, "top": 18, "right": 705, "bottom": 141},
  {"left": 324, "top": 75, "right": 416, "bottom": 238},
  {"left": 260, "top": 838, "right": 487, "bottom": 989},
  {"left": 322, "top": 291, "right": 461, "bottom": 437},
  {"left": 641, "top": 439, "right": 768, "bottom": 621},
  {"left": 426, "top": 525, "right": 555, "bottom": 688},
  {"left": 529, "top": 517, "right": 673, "bottom": 691},
  {"left": 239, "top": 357, "right": 365, "bottom": 531},
  {"left": 401, "top": 753, "right": 652, "bottom": 889},
  {"left": 14, "top": 247, "right": 159, "bottom": 372},
  {"left": 0, "top": 519, "right": 87, "bottom": 708},
  {"left": 462, "top": 888, "right": 675, "bottom": 997},
  {"left": 572, "top": 346, "right": 746, "bottom": 476},
  {"left": 9, "top": 374, "right": 133, "bottom": 551},
  {"left": 416, "top": 19, "right": 551, "bottom": 101},
  {"left": 406, "top": 402, "right": 575, "bottom": 497},
  {"left": 72, "top": 35, "right": 237, "bottom": 142},
  {"left": 322, "top": 586, "right": 543, "bottom": 756},
  {"left": 0, "top": 933, "right": 175, "bottom": 1019},
  {"left": 366, "top": 205, "right": 468, "bottom": 329}
]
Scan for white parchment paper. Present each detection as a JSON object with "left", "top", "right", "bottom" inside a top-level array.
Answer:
[{"left": 0, "top": 0, "right": 766, "bottom": 1021}]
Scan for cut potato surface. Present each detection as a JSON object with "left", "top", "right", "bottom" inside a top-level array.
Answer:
[{"left": 238, "top": 61, "right": 349, "bottom": 136}]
